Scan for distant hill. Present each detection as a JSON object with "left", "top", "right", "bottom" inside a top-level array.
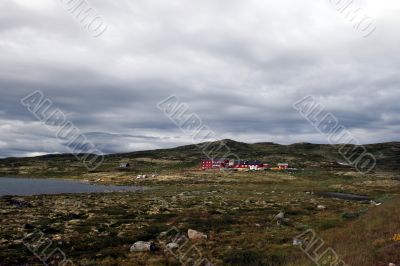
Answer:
[{"left": 0, "top": 139, "right": 399, "bottom": 176}]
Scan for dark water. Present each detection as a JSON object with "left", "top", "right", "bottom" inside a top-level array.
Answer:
[
  {"left": 0, "top": 177, "right": 144, "bottom": 196},
  {"left": 317, "top": 192, "right": 371, "bottom": 201}
]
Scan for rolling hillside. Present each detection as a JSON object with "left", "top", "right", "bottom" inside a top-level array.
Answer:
[{"left": 0, "top": 139, "right": 399, "bottom": 177}]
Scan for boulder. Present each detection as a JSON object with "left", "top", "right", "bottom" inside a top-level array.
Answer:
[
  {"left": 293, "top": 238, "right": 303, "bottom": 246},
  {"left": 370, "top": 200, "right": 382, "bottom": 206},
  {"left": 130, "top": 241, "right": 156, "bottom": 252},
  {"left": 166, "top": 242, "right": 179, "bottom": 250},
  {"left": 188, "top": 229, "right": 207, "bottom": 241},
  {"left": 273, "top": 212, "right": 285, "bottom": 220},
  {"left": 159, "top": 231, "right": 168, "bottom": 238}
]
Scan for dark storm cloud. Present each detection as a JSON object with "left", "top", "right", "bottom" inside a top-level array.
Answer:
[{"left": 0, "top": 0, "right": 399, "bottom": 157}]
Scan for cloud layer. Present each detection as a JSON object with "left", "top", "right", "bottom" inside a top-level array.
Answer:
[{"left": 0, "top": 0, "right": 399, "bottom": 157}]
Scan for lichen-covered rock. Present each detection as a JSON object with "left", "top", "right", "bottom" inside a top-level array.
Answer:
[
  {"left": 130, "top": 241, "right": 156, "bottom": 252},
  {"left": 166, "top": 242, "right": 179, "bottom": 250},
  {"left": 273, "top": 212, "right": 285, "bottom": 220},
  {"left": 188, "top": 229, "right": 207, "bottom": 241}
]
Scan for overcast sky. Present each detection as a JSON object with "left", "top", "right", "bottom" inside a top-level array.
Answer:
[{"left": 0, "top": 0, "right": 399, "bottom": 158}]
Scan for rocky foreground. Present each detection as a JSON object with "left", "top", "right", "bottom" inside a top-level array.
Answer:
[{"left": 1, "top": 169, "right": 400, "bottom": 265}]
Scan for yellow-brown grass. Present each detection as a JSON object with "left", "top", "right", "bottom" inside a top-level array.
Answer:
[{"left": 316, "top": 197, "right": 400, "bottom": 266}]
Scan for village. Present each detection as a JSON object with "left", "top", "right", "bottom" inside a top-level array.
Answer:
[
  {"left": 201, "top": 158, "right": 295, "bottom": 171},
  {"left": 119, "top": 159, "right": 296, "bottom": 179}
]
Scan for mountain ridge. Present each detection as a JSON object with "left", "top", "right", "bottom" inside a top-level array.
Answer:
[
  {"left": 1, "top": 139, "right": 399, "bottom": 160},
  {"left": 0, "top": 139, "right": 398, "bottom": 177}
]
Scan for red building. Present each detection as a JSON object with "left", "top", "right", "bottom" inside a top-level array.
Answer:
[
  {"left": 201, "top": 158, "right": 229, "bottom": 170},
  {"left": 233, "top": 160, "right": 264, "bottom": 170},
  {"left": 277, "top": 163, "right": 289, "bottom": 169},
  {"left": 201, "top": 159, "right": 266, "bottom": 170},
  {"left": 201, "top": 159, "right": 213, "bottom": 169}
]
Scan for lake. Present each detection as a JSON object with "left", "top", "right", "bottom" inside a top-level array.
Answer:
[{"left": 0, "top": 177, "right": 144, "bottom": 196}]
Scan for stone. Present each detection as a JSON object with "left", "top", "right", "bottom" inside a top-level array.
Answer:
[
  {"left": 293, "top": 238, "right": 303, "bottom": 246},
  {"left": 159, "top": 231, "right": 168, "bottom": 238},
  {"left": 317, "top": 205, "right": 326, "bottom": 210},
  {"left": 273, "top": 212, "right": 285, "bottom": 220},
  {"left": 188, "top": 229, "right": 207, "bottom": 241},
  {"left": 370, "top": 200, "right": 382, "bottom": 206},
  {"left": 166, "top": 242, "right": 179, "bottom": 250},
  {"left": 130, "top": 241, "right": 156, "bottom": 252}
]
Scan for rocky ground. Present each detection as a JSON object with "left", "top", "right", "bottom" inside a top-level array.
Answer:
[{"left": 1, "top": 169, "right": 400, "bottom": 265}]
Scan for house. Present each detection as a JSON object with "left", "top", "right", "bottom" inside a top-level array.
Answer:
[
  {"left": 238, "top": 160, "right": 264, "bottom": 170},
  {"left": 233, "top": 160, "right": 250, "bottom": 170},
  {"left": 200, "top": 159, "right": 293, "bottom": 171},
  {"left": 119, "top": 163, "right": 130, "bottom": 168},
  {"left": 248, "top": 161, "right": 266, "bottom": 170},
  {"left": 231, "top": 160, "right": 265, "bottom": 171},
  {"left": 277, "top": 163, "right": 289, "bottom": 169},
  {"left": 201, "top": 159, "right": 269, "bottom": 171},
  {"left": 201, "top": 159, "right": 213, "bottom": 169},
  {"left": 213, "top": 158, "right": 229, "bottom": 168},
  {"left": 201, "top": 158, "right": 230, "bottom": 170}
]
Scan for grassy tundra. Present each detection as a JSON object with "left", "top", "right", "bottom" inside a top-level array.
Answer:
[{"left": 0, "top": 140, "right": 399, "bottom": 265}]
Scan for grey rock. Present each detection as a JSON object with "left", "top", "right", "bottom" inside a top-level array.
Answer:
[
  {"left": 273, "top": 212, "right": 285, "bottom": 220},
  {"left": 130, "top": 241, "right": 156, "bottom": 252},
  {"left": 188, "top": 229, "right": 207, "bottom": 241},
  {"left": 293, "top": 238, "right": 303, "bottom": 246},
  {"left": 166, "top": 242, "right": 179, "bottom": 250}
]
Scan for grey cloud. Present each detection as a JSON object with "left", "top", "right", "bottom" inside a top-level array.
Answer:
[{"left": 0, "top": 0, "right": 399, "bottom": 157}]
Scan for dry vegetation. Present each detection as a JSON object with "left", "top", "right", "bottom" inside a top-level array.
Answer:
[
  {"left": 1, "top": 169, "right": 400, "bottom": 265},
  {"left": 0, "top": 140, "right": 399, "bottom": 265}
]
